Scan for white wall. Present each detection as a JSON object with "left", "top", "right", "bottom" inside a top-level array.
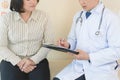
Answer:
[
  {"left": 37, "top": 0, "right": 81, "bottom": 39},
  {"left": 102, "top": 0, "right": 120, "bottom": 14}
]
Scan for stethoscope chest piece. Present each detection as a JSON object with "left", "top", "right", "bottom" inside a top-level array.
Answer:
[{"left": 95, "top": 31, "right": 100, "bottom": 35}]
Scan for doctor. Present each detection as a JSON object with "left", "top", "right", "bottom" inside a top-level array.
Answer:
[{"left": 53, "top": 0, "right": 120, "bottom": 80}]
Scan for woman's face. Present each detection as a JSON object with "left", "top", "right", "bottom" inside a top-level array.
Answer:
[
  {"left": 23, "top": 0, "right": 38, "bottom": 12},
  {"left": 79, "top": 0, "right": 99, "bottom": 11}
]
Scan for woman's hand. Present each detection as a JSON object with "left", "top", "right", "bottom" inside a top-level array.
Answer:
[{"left": 17, "top": 58, "right": 36, "bottom": 73}]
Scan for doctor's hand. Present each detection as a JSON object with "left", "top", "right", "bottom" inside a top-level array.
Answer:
[
  {"left": 57, "top": 38, "right": 70, "bottom": 49},
  {"left": 73, "top": 49, "right": 89, "bottom": 60}
]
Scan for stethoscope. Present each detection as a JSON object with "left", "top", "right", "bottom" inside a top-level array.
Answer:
[{"left": 76, "top": 6, "right": 105, "bottom": 36}]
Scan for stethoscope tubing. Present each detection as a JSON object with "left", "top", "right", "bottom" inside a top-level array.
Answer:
[{"left": 76, "top": 6, "right": 105, "bottom": 36}]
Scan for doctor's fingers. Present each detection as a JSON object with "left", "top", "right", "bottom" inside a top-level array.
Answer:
[
  {"left": 74, "top": 51, "right": 89, "bottom": 60},
  {"left": 74, "top": 49, "right": 85, "bottom": 60},
  {"left": 68, "top": 52, "right": 74, "bottom": 56},
  {"left": 57, "top": 38, "right": 68, "bottom": 47},
  {"left": 74, "top": 55, "right": 81, "bottom": 60}
]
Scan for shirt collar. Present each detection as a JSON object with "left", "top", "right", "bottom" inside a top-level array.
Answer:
[
  {"left": 29, "top": 10, "right": 38, "bottom": 21},
  {"left": 14, "top": 10, "right": 38, "bottom": 22},
  {"left": 14, "top": 12, "right": 21, "bottom": 21}
]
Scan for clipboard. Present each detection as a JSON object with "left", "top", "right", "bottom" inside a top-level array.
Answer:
[{"left": 42, "top": 43, "right": 79, "bottom": 55}]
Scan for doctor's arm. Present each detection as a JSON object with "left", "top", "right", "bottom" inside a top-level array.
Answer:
[
  {"left": 73, "top": 49, "right": 89, "bottom": 60},
  {"left": 67, "top": 13, "right": 80, "bottom": 50}
]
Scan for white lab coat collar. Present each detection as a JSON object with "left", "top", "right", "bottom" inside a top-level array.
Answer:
[{"left": 90, "top": 2, "right": 105, "bottom": 15}]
